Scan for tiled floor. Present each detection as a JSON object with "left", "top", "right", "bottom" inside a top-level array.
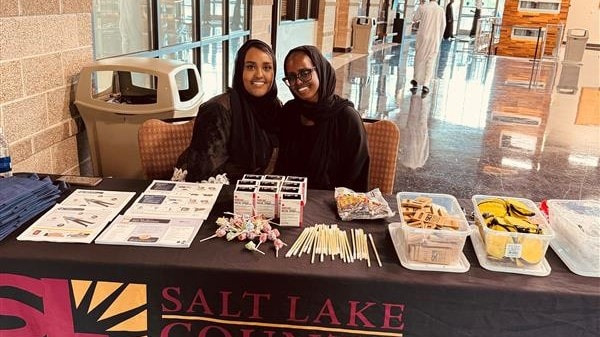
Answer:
[{"left": 330, "top": 36, "right": 599, "bottom": 201}]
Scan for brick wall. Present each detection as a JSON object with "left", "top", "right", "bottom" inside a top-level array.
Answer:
[
  {"left": 317, "top": 0, "right": 337, "bottom": 55},
  {"left": 0, "top": 0, "right": 93, "bottom": 175},
  {"left": 250, "top": 0, "right": 274, "bottom": 43},
  {"left": 333, "top": 0, "right": 361, "bottom": 51}
]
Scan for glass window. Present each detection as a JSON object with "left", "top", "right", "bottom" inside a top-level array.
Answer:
[
  {"left": 229, "top": 0, "right": 246, "bottom": 32},
  {"left": 512, "top": 27, "right": 545, "bottom": 41},
  {"left": 201, "top": 42, "right": 225, "bottom": 98},
  {"left": 159, "top": 0, "right": 194, "bottom": 47},
  {"left": 518, "top": 0, "right": 560, "bottom": 14},
  {"left": 280, "top": 0, "right": 318, "bottom": 21},
  {"left": 93, "top": 0, "right": 248, "bottom": 97},
  {"left": 228, "top": 36, "right": 246, "bottom": 86},
  {"left": 163, "top": 48, "right": 195, "bottom": 64},
  {"left": 93, "top": 0, "right": 151, "bottom": 58},
  {"left": 201, "top": 0, "right": 224, "bottom": 37}
]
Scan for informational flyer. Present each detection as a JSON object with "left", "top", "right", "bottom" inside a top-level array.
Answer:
[
  {"left": 17, "top": 205, "right": 118, "bottom": 244},
  {"left": 144, "top": 180, "right": 222, "bottom": 198},
  {"left": 95, "top": 215, "right": 203, "bottom": 248},
  {"left": 60, "top": 189, "right": 136, "bottom": 212},
  {"left": 17, "top": 189, "right": 135, "bottom": 244},
  {"left": 126, "top": 180, "right": 222, "bottom": 219}
]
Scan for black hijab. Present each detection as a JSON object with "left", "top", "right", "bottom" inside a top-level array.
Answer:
[
  {"left": 281, "top": 46, "right": 356, "bottom": 189},
  {"left": 283, "top": 45, "right": 353, "bottom": 122},
  {"left": 229, "top": 39, "right": 280, "bottom": 172}
]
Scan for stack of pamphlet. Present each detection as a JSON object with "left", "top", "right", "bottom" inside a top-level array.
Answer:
[
  {"left": 17, "top": 189, "right": 135, "bottom": 244},
  {"left": 0, "top": 174, "right": 63, "bottom": 241},
  {"left": 95, "top": 180, "right": 223, "bottom": 248}
]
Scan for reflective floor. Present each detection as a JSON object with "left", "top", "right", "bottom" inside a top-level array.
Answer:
[{"left": 328, "top": 37, "right": 600, "bottom": 201}]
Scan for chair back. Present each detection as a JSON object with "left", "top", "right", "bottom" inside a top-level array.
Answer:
[
  {"left": 138, "top": 118, "right": 195, "bottom": 180},
  {"left": 363, "top": 120, "right": 400, "bottom": 195}
]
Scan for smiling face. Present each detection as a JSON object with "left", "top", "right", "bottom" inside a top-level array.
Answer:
[
  {"left": 285, "top": 52, "right": 319, "bottom": 103},
  {"left": 242, "top": 47, "right": 275, "bottom": 97}
]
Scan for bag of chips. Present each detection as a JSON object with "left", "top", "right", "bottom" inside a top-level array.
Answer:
[{"left": 335, "top": 187, "right": 395, "bottom": 221}]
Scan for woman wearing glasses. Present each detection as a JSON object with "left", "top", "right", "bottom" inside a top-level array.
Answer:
[
  {"left": 173, "top": 39, "right": 281, "bottom": 182},
  {"left": 275, "top": 45, "right": 370, "bottom": 191}
]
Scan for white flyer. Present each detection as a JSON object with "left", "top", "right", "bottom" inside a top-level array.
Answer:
[
  {"left": 60, "top": 189, "right": 136, "bottom": 213},
  {"left": 126, "top": 180, "right": 223, "bottom": 219},
  {"left": 17, "top": 205, "right": 118, "bottom": 243},
  {"left": 95, "top": 215, "right": 203, "bottom": 248},
  {"left": 144, "top": 180, "right": 222, "bottom": 200}
]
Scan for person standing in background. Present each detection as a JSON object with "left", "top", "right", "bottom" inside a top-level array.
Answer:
[
  {"left": 410, "top": 0, "right": 446, "bottom": 95},
  {"left": 444, "top": 0, "right": 455, "bottom": 40},
  {"left": 470, "top": 0, "right": 483, "bottom": 37}
]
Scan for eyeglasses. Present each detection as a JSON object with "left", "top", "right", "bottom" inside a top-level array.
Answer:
[{"left": 282, "top": 67, "right": 316, "bottom": 87}]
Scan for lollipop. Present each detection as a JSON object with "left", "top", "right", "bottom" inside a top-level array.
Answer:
[
  {"left": 274, "top": 238, "right": 286, "bottom": 258},
  {"left": 245, "top": 241, "right": 265, "bottom": 255},
  {"left": 199, "top": 226, "right": 228, "bottom": 242}
]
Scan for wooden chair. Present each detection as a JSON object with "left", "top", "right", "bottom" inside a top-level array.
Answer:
[
  {"left": 138, "top": 118, "right": 195, "bottom": 180},
  {"left": 364, "top": 120, "right": 400, "bottom": 195}
]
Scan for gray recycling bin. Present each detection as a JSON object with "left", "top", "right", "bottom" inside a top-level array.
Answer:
[
  {"left": 352, "top": 17, "right": 377, "bottom": 54},
  {"left": 75, "top": 57, "right": 204, "bottom": 179},
  {"left": 564, "top": 29, "right": 588, "bottom": 63}
]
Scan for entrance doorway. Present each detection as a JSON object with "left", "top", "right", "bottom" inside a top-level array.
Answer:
[{"left": 455, "top": 0, "right": 502, "bottom": 36}]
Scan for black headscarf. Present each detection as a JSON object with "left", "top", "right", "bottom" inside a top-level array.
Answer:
[
  {"left": 283, "top": 45, "right": 353, "bottom": 122},
  {"left": 279, "top": 46, "right": 360, "bottom": 189},
  {"left": 229, "top": 39, "right": 280, "bottom": 172}
]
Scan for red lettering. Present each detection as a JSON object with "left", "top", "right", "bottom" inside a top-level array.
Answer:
[
  {"left": 160, "top": 322, "right": 191, "bottom": 337},
  {"left": 242, "top": 292, "right": 270, "bottom": 319},
  {"left": 187, "top": 289, "right": 214, "bottom": 315},
  {"left": 347, "top": 301, "right": 376, "bottom": 328},
  {"left": 198, "top": 325, "right": 232, "bottom": 337},
  {"left": 161, "top": 287, "right": 182, "bottom": 312},
  {"left": 312, "top": 299, "right": 340, "bottom": 325},
  {"left": 382, "top": 303, "right": 405, "bottom": 330},
  {"left": 240, "top": 329, "right": 255, "bottom": 337},
  {"left": 220, "top": 291, "right": 241, "bottom": 317},
  {"left": 286, "top": 296, "right": 308, "bottom": 323}
]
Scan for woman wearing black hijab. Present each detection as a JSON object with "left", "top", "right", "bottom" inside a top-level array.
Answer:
[
  {"left": 174, "top": 39, "right": 282, "bottom": 182},
  {"left": 275, "top": 45, "right": 370, "bottom": 191}
]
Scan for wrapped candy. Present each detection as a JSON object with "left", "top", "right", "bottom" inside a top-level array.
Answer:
[{"left": 200, "top": 212, "right": 286, "bottom": 256}]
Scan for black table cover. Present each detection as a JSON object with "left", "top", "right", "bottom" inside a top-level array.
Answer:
[{"left": 0, "top": 177, "right": 598, "bottom": 337}]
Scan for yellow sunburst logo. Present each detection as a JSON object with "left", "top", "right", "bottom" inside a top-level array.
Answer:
[{"left": 71, "top": 280, "right": 148, "bottom": 336}]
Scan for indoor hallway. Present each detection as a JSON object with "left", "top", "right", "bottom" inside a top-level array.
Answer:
[{"left": 330, "top": 39, "right": 599, "bottom": 201}]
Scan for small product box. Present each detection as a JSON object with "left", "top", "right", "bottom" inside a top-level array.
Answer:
[
  {"left": 255, "top": 186, "right": 279, "bottom": 219},
  {"left": 397, "top": 192, "right": 470, "bottom": 266},
  {"left": 284, "top": 177, "right": 307, "bottom": 200},
  {"left": 234, "top": 185, "right": 256, "bottom": 216},
  {"left": 472, "top": 195, "right": 554, "bottom": 267},
  {"left": 279, "top": 185, "right": 300, "bottom": 196},
  {"left": 259, "top": 180, "right": 281, "bottom": 189},
  {"left": 243, "top": 174, "right": 264, "bottom": 180},
  {"left": 263, "top": 174, "right": 286, "bottom": 182},
  {"left": 279, "top": 193, "right": 304, "bottom": 227},
  {"left": 237, "top": 179, "right": 259, "bottom": 187},
  {"left": 547, "top": 199, "right": 600, "bottom": 268}
]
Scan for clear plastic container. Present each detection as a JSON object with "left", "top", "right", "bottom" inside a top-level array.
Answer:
[
  {"left": 472, "top": 195, "right": 554, "bottom": 267},
  {"left": 547, "top": 200, "right": 600, "bottom": 268},
  {"left": 396, "top": 192, "right": 471, "bottom": 266}
]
